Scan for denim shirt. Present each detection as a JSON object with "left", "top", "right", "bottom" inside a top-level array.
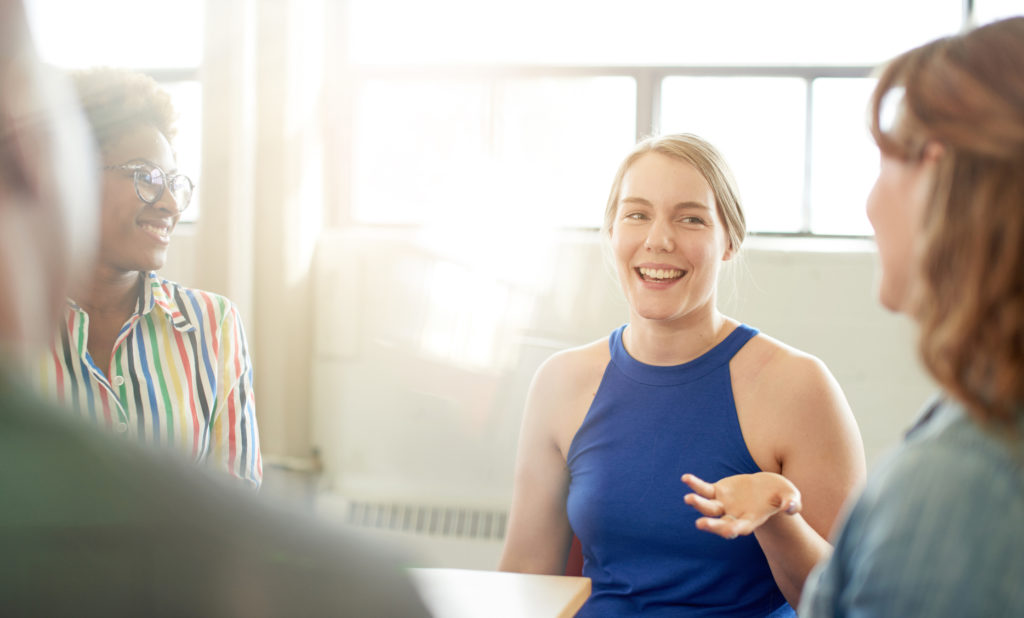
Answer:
[{"left": 800, "top": 395, "right": 1024, "bottom": 617}]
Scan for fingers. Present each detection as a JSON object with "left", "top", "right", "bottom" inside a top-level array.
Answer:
[
  {"left": 680, "top": 473, "right": 716, "bottom": 498},
  {"left": 684, "top": 492, "right": 725, "bottom": 517},
  {"left": 766, "top": 473, "right": 801, "bottom": 515},
  {"left": 781, "top": 486, "right": 802, "bottom": 515},
  {"left": 695, "top": 516, "right": 750, "bottom": 540}
]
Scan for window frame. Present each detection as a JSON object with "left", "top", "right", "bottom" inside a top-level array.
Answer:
[
  {"left": 326, "top": 0, "right": 990, "bottom": 237},
  {"left": 330, "top": 64, "right": 874, "bottom": 236}
]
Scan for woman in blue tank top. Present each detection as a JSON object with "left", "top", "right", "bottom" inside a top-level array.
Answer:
[{"left": 499, "top": 133, "right": 866, "bottom": 616}]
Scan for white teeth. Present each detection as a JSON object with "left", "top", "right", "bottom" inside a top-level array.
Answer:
[
  {"left": 139, "top": 223, "right": 170, "bottom": 239},
  {"left": 639, "top": 267, "right": 683, "bottom": 280}
]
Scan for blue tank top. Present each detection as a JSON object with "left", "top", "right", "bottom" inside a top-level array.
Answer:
[{"left": 566, "top": 324, "right": 794, "bottom": 617}]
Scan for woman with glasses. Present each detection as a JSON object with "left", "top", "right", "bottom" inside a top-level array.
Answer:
[
  {"left": 32, "top": 68, "right": 262, "bottom": 488},
  {"left": 683, "top": 17, "right": 1024, "bottom": 615}
]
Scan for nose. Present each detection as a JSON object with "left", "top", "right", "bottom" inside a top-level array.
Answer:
[
  {"left": 644, "top": 218, "right": 675, "bottom": 252},
  {"left": 153, "top": 188, "right": 184, "bottom": 215}
]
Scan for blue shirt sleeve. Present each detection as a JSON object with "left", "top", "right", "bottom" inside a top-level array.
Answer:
[{"left": 800, "top": 420, "right": 1024, "bottom": 617}]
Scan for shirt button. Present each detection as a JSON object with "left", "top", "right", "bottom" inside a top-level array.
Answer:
[
  {"left": 112, "top": 375, "right": 125, "bottom": 387},
  {"left": 116, "top": 422, "right": 129, "bottom": 433}
]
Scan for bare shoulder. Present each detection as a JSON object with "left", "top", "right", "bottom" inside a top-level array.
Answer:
[
  {"left": 732, "top": 329, "right": 865, "bottom": 536},
  {"left": 527, "top": 336, "right": 612, "bottom": 456},
  {"left": 731, "top": 330, "right": 861, "bottom": 475},
  {"left": 533, "top": 337, "right": 610, "bottom": 389},
  {"left": 731, "top": 331, "right": 839, "bottom": 403}
]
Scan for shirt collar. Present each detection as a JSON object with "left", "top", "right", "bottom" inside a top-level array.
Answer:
[
  {"left": 904, "top": 392, "right": 947, "bottom": 441},
  {"left": 140, "top": 272, "right": 196, "bottom": 333},
  {"left": 67, "top": 273, "right": 195, "bottom": 333}
]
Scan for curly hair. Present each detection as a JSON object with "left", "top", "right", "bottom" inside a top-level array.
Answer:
[
  {"left": 869, "top": 17, "right": 1024, "bottom": 426},
  {"left": 70, "top": 67, "right": 177, "bottom": 152}
]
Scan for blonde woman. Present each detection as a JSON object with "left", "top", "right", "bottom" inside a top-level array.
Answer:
[{"left": 500, "top": 133, "right": 865, "bottom": 616}]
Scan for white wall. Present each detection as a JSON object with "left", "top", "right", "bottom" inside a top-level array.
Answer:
[
  {"left": 163, "top": 226, "right": 937, "bottom": 567},
  {"left": 307, "top": 229, "right": 934, "bottom": 505},
  {"left": 720, "top": 237, "right": 935, "bottom": 466},
  {"left": 160, "top": 224, "right": 199, "bottom": 287},
  {"left": 167, "top": 226, "right": 936, "bottom": 491}
]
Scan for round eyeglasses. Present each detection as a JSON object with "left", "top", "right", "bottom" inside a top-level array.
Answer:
[{"left": 103, "top": 160, "right": 194, "bottom": 212}]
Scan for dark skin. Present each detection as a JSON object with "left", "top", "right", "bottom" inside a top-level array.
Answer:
[
  {"left": 71, "top": 124, "right": 183, "bottom": 377},
  {"left": 76, "top": 272, "right": 141, "bottom": 377}
]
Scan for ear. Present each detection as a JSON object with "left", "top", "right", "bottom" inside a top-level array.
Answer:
[
  {"left": 721, "top": 243, "right": 735, "bottom": 262},
  {"left": 720, "top": 228, "right": 736, "bottom": 261},
  {"left": 920, "top": 140, "right": 946, "bottom": 164}
]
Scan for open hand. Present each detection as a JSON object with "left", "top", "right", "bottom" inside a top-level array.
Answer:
[{"left": 681, "top": 472, "right": 801, "bottom": 540}]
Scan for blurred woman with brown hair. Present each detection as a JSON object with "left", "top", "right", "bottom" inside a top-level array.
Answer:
[{"left": 684, "top": 16, "right": 1024, "bottom": 615}]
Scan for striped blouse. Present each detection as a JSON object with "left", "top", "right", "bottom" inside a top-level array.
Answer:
[{"left": 35, "top": 272, "right": 262, "bottom": 488}]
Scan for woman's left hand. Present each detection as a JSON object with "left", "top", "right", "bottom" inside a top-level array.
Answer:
[{"left": 681, "top": 472, "right": 801, "bottom": 540}]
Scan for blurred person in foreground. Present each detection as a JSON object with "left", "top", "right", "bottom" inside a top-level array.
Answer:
[
  {"left": 0, "top": 2, "right": 427, "bottom": 615},
  {"left": 683, "top": 16, "right": 1024, "bottom": 616},
  {"left": 32, "top": 66, "right": 262, "bottom": 488}
]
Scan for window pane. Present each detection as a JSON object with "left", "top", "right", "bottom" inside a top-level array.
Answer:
[
  {"left": 163, "top": 82, "right": 202, "bottom": 222},
  {"left": 352, "top": 80, "right": 490, "bottom": 225},
  {"left": 491, "top": 77, "right": 636, "bottom": 228},
  {"left": 349, "top": 0, "right": 961, "bottom": 66},
  {"left": 26, "top": 0, "right": 204, "bottom": 69},
  {"left": 660, "top": 77, "right": 807, "bottom": 233},
  {"left": 973, "top": 1, "right": 1023, "bottom": 25},
  {"left": 810, "top": 78, "right": 877, "bottom": 236},
  {"left": 25, "top": 0, "right": 203, "bottom": 222},
  {"left": 351, "top": 77, "right": 636, "bottom": 227}
]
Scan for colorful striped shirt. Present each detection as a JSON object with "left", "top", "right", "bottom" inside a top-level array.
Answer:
[{"left": 34, "top": 272, "right": 262, "bottom": 488}]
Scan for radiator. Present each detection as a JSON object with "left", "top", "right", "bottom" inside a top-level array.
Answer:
[
  {"left": 344, "top": 499, "right": 508, "bottom": 541},
  {"left": 318, "top": 493, "right": 509, "bottom": 569}
]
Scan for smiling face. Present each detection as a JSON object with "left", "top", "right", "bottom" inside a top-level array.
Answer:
[
  {"left": 98, "top": 124, "right": 181, "bottom": 275},
  {"left": 610, "top": 152, "right": 733, "bottom": 327}
]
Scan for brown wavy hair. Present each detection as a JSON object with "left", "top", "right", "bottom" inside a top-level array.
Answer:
[
  {"left": 70, "top": 67, "right": 177, "bottom": 152},
  {"left": 869, "top": 17, "right": 1024, "bottom": 426}
]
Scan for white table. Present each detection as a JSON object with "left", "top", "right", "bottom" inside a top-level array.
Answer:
[{"left": 409, "top": 568, "right": 591, "bottom": 618}]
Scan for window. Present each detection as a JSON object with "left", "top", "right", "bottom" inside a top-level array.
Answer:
[
  {"left": 973, "top": 0, "right": 1023, "bottom": 25},
  {"left": 351, "top": 76, "right": 635, "bottom": 227},
  {"left": 810, "top": 78, "right": 880, "bottom": 236},
  {"left": 661, "top": 76, "right": 808, "bottom": 234},
  {"left": 337, "top": 0, "right": 974, "bottom": 235},
  {"left": 25, "top": 0, "right": 204, "bottom": 221}
]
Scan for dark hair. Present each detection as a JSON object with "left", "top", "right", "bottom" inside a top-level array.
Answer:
[{"left": 71, "top": 67, "right": 177, "bottom": 152}]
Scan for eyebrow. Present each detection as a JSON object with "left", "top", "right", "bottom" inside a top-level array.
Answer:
[{"left": 619, "top": 197, "right": 712, "bottom": 212}]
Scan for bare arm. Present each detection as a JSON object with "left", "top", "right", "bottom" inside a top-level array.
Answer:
[
  {"left": 686, "top": 353, "right": 866, "bottom": 607},
  {"left": 498, "top": 353, "right": 579, "bottom": 574},
  {"left": 765, "top": 356, "right": 864, "bottom": 606}
]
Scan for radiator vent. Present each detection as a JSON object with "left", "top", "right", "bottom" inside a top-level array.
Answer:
[{"left": 344, "top": 501, "right": 508, "bottom": 541}]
